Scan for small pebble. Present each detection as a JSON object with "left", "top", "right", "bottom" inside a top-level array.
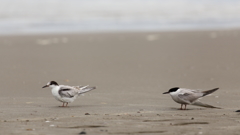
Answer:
[
  {"left": 79, "top": 131, "right": 86, "bottom": 134},
  {"left": 26, "top": 128, "right": 35, "bottom": 131},
  {"left": 85, "top": 113, "right": 90, "bottom": 115},
  {"left": 191, "top": 118, "right": 194, "bottom": 120},
  {"left": 235, "top": 110, "right": 240, "bottom": 112}
]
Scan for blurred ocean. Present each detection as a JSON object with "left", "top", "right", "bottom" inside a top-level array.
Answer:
[{"left": 0, "top": 0, "right": 240, "bottom": 35}]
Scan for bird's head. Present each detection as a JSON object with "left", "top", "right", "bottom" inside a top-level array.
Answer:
[
  {"left": 42, "top": 81, "right": 59, "bottom": 88},
  {"left": 163, "top": 87, "right": 179, "bottom": 94}
]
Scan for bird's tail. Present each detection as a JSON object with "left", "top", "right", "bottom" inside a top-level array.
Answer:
[
  {"left": 202, "top": 88, "right": 219, "bottom": 97},
  {"left": 192, "top": 101, "right": 221, "bottom": 109},
  {"left": 78, "top": 85, "right": 96, "bottom": 94}
]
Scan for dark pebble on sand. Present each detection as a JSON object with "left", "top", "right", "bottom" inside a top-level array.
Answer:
[
  {"left": 191, "top": 118, "right": 194, "bottom": 120},
  {"left": 100, "top": 130, "right": 108, "bottom": 132},
  {"left": 85, "top": 113, "right": 90, "bottom": 115},
  {"left": 236, "top": 110, "right": 240, "bottom": 112},
  {"left": 79, "top": 131, "right": 86, "bottom": 134}
]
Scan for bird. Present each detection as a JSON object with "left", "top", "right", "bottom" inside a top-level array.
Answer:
[
  {"left": 42, "top": 81, "right": 96, "bottom": 107},
  {"left": 163, "top": 87, "right": 220, "bottom": 110}
]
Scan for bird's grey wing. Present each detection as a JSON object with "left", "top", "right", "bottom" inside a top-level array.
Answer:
[
  {"left": 71, "top": 85, "right": 96, "bottom": 94},
  {"left": 73, "top": 86, "right": 83, "bottom": 89},
  {"left": 78, "top": 85, "right": 96, "bottom": 94},
  {"left": 183, "top": 88, "right": 202, "bottom": 94},
  {"left": 58, "top": 86, "right": 78, "bottom": 98},
  {"left": 178, "top": 92, "right": 198, "bottom": 104}
]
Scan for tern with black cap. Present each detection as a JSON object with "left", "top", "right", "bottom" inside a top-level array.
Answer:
[
  {"left": 163, "top": 87, "right": 220, "bottom": 110},
  {"left": 42, "top": 81, "right": 96, "bottom": 107}
]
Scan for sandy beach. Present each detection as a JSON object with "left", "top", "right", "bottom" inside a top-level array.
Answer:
[{"left": 1, "top": 30, "right": 240, "bottom": 134}]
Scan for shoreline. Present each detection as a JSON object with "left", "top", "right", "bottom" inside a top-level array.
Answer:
[{"left": 1, "top": 27, "right": 240, "bottom": 37}]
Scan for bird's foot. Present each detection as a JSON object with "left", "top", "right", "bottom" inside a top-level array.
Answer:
[{"left": 59, "top": 103, "right": 66, "bottom": 107}]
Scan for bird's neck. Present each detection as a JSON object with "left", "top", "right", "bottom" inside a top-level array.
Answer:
[{"left": 50, "top": 85, "right": 59, "bottom": 89}]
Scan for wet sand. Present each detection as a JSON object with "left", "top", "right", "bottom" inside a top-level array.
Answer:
[{"left": 1, "top": 30, "right": 240, "bottom": 134}]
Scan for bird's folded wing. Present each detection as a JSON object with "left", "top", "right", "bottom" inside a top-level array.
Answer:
[
  {"left": 73, "top": 85, "right": 84, "bottom": 89},
  {"left": 178, "top": 93, "right": 197, "bottom": 104},
  {"left": 58, "top": 86, "right": 78, "bottom": 98},
  {"left": 78, "top": 86, "right": 96, "bottom": 94}
]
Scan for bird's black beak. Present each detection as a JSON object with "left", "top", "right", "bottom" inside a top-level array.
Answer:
[
  {"left": 163, "top": 92, "right": 169, "bottom": 94},
  {"left": 42, "top": 85, "right": 49, "bottom": 88}
]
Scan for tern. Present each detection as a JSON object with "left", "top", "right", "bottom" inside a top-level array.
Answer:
[
  {"left": 42, "top": 81, "right": 96, "bottom": 107},
  {"left": 163, "top": 87, "right": 220, "bottom": 110}
]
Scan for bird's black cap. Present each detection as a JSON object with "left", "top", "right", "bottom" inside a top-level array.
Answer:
[
  {"left": 49, "top": 81, "right": 58, "bottom": 86},
  {"left": 163, "top": 87, "right": 179, "bottom": 94}
]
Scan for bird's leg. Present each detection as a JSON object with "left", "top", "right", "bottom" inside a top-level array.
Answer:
[
  {"left": 184, "top": 104, "right": 187, "bottom": 110},
  {"left": 179, "top": 104, "right": 183, "bottom": 110},
  {"left": 66, "top": 102, "right": 68, "bottom": 107},
  {"left": 61, "top": 102, "right": 65, "bottom": 107}
]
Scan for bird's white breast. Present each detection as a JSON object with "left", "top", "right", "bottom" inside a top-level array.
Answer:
[
  {"left": 170, "top": 91, "right": 188, "bottom": 104},
  {"left": 51, "top": 86, "right": 64, "bottom": 102}
]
